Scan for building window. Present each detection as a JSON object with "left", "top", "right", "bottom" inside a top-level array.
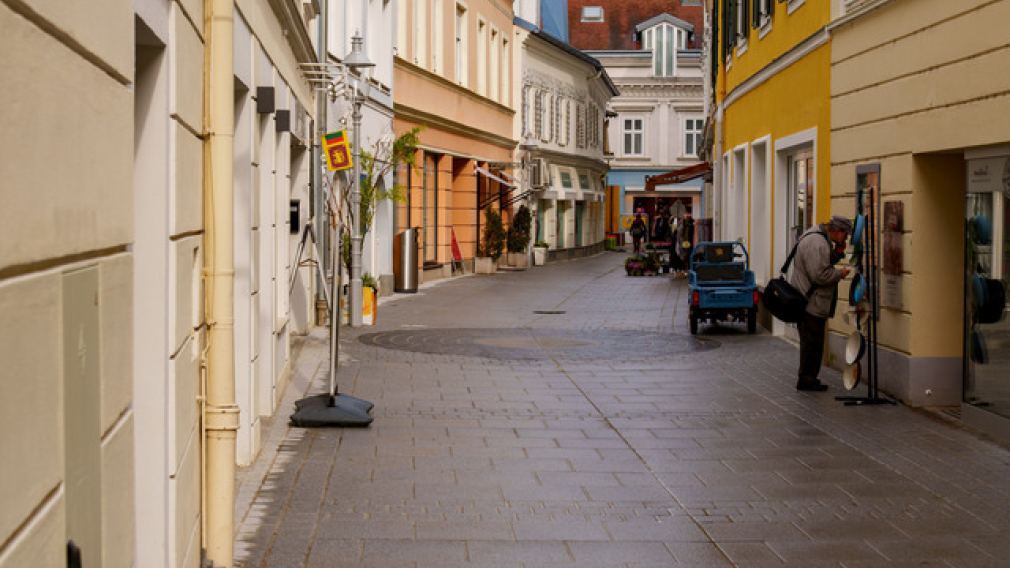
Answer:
[
  {"left": 489, "top": 28, "right": 499, "bottom": 101},
  {"left": 534, "top": 90, "right": 544, "bottom": 139},
  {"left": 753, "top": 0, "right": 772, "bottom": 28},
  {"left": 576, "top": 104, "right": 586, "bottom": 149},
  {"left": 641, "top": 23, "right": 686, "bottom": 77},
  {"left": 540, "top": 92, "right": 552, "bottom": 143},
  {"left": 397, "top": 0, "right": 408, "bottom": 57},
  {"left": 501, "top": 37, "right": 510, "bottom": 106},
  {"left": 558, "top": 99, "right": 570, "bottom": 147},
  {"left": 560, "top": 171, "right": 573, "bottom": 188},
  {"left": 522, "top": 85, "right": 531, "bottom": 135},
  {"left": 413, "top": 0, "right": 428, "bottom": 67},
  {"left": 455, "top": 4, "right": 467, "bottom": 85},
  {"left": 683, "top": 118, "right": 703, "bottom": 157},
  {"left": 476, "top": 19, "right": 487, "bottom": 95},
  {"left": 581, "top": 6, "right": 604, "bottom": 22},
  {"left": 623, "top": 118, "right": 643, "bottom": 155},
  {"left": 431, "top": 0, "right": 443, "bottom": 74}
]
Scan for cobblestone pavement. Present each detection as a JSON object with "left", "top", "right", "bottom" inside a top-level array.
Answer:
[{"left": 235, "top": 253, "right": 1010, "bottom": 568}]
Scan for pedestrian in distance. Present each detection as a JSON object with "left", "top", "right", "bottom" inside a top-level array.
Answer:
[
  {"left": 630, "top": 214, "right": 647, "bottom": 253},
  {"left": 788, "top": 215, "right": 853, "bottom": 391}
]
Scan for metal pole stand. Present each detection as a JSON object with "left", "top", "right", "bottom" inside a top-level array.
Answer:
[{"left": 291, "top": 223, "right": 374, "bottom": 427}]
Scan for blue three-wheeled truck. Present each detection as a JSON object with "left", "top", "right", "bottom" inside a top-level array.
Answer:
[{"left": 687, "top": 241, "right": 760, "bottom": 335}]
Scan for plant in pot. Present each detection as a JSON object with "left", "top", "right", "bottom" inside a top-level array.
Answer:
[
  {"left": 476, "top": 208, "right": 506, "bottom": 274},
  {"left": 533, "top": 240, "right": 549, "bottom": 266},
  {"left": 506, "top": 204, "right": 532, "bottom": 269},
  {"left": 361, "top": 272, "right": 378, "bottom": 325},
  {"left": 625, "top": 255, "right": 645, "bottom": 276}
]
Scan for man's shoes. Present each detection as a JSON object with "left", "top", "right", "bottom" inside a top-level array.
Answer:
[{"left": 796, "top": 380, "right": 829, "bottom": 392}]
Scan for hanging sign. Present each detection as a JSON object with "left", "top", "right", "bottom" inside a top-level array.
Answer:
[{"left": 322, "top": 130, "right": 352, "bottom": 171}]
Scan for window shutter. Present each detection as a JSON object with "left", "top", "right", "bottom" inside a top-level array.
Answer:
[{"left": 712, "top": 0, "right": 720, "bottom": 81}]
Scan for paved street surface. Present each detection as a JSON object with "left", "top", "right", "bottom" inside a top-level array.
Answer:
[{"left": 234, "top": 253, "right": 1010, "bottom": 568}]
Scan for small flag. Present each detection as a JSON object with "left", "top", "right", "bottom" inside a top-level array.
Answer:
[{"left": 322, "top": 130, "right": 352, "bottom": 171}]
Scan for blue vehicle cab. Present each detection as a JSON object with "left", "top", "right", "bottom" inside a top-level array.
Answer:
[{"left": 688, "top": 241, "right": 759, "bottom": 335}]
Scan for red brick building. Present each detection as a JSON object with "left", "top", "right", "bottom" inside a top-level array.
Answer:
[{"left": 568, "top": 0, "right": 705, "bottom": 50}]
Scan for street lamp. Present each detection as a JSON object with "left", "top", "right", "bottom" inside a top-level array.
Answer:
[{"left": 345, "top": 32, "right": 374, "bottom": 327}]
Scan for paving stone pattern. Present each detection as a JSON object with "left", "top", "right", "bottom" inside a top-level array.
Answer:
[{"left": 234, "top": 253, "right": 1010, "bottom": 568}]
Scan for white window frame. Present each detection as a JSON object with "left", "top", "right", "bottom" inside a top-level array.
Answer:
[
  {"left": 454, "top": 3, "right": 468, "bottom": 86},
  {"left": 397, "top": 0, "right": 408, "bottom": 57},
  {"left": 581, "top": 6, "right": 604, "bottom": 22},
  {"left": 501, "top": 36, "right": 510, "bottom": 107},
  {"left": 489, "top": 27, "right": 500, "bottom": 101},
  {"left": 476, "top": 18, "right": 487, "bottom": 95},
  {"left": 682, "top": 117, "right": 703, "bottom": 158},
  {"left": 413, "top": 0, "right": 428, "bottom": 67},
  {"left": 641, "top": 23, "right": 683, "bottom": 77},
  {"left": 623, "top": 117, "right": 643, "bottom": 156},
  {"left": 736, "top": 0, "right": 749, "bottom": 56},
  {"left": 431, "top": 0, "right": 444, "bottom": 74}
]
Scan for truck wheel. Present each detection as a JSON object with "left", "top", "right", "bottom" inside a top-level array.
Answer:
[
  {"left": 747, "top": 309, "right": 757, "bottom": 335},
  {"left": 690, "top": 314, "right": 699, "bottom": 335}
]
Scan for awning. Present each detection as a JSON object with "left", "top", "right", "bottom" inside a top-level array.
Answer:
[
  {"left": 644, "top": 163, "right": 712, "bottom": 191},
  {"left": 475, "top": 166, "right": 516, "bottom": 188}
]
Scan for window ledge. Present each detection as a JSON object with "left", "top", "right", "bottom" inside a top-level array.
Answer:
[
  {"left": 787, "top": 0, "right": 806, "bottom": 15},
  {"left": 735, "top": 38, "right": 749, "bottom": 58},
  {"left": 758, "top": 19, "right": 772, "bottom": 39}
]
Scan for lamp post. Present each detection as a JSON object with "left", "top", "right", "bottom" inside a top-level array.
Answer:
[
  {"left": 344, "top": 33, "right": 374, "bottom": 327},
  {"left": 519, "top": 132, "right": 538, "bottom": 260}
]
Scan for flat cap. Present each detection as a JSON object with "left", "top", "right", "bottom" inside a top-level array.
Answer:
[{"left": 828, "top": 215, "right": 853, "bottom": 234}]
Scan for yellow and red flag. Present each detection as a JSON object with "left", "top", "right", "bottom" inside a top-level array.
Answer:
[{"left": 322, "top": 130, "right": 352, "bottom": 171}]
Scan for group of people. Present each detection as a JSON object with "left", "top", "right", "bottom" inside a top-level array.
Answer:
[{"left": 629, "top": 208, "right": 695, "bottom": 277}]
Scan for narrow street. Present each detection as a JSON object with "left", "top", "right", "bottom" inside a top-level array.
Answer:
[{"left": 234, "top": 253, "right": 1010, "bottom": 568}]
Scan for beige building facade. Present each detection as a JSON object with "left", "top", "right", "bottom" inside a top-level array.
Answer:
[
  {"left": 394, "top": 0, "right": 517, "bottom": 276},
  {"left": 1, "top": 1, "right": 135, "bottom": 566},
  {"left": 829, "top": 0, "right": 1010, "bottom": 440},
  {"left": 1, "top": 0, "right": 317, "bottom": 566}
]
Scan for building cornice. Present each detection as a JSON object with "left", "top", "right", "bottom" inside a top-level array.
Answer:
[
  {"left": 614, "top": 83, "right": 704, "bottom": 99},
  {"left": 266, "top": 0, "right": 317, "bottom": 65},
  {"left": 394, "top": 103, "right": 517, "bottom": 150},
  {"left": 395, "top": 57, "right": 516, "bottom": 117}
]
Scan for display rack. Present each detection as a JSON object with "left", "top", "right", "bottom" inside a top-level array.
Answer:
[{"left": 837, "top": 166, "right": 896, "bottom": 406}]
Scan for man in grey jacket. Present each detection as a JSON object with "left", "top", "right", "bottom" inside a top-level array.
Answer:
[{"left": 788, "top": 216, "right": 852, "bottom": 391}]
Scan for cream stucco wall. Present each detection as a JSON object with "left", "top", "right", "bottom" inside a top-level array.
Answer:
[
  {"left": 0, "top": 2, "right": 134, "bottom": 566},
  {"left": 829, "top": 0, "right": 1010, "bottom": 406}
]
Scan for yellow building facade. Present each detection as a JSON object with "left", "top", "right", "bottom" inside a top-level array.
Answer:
[
  {"left": 711, "top": 0, "right": 838, "bottom": 338},
  {"left": 830, "top": 0, "right": 1010, "bottom": 439}
]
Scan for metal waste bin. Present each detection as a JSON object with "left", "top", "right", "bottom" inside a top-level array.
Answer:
[{"left": 393, "top": 227, "right": 419, "bottom": 293}]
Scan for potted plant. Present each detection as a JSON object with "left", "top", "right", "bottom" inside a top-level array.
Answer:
[
  {"left": 506, "top": 204, "right": 532, "bottom": 269},
  {"left": 533, "top": 240, "right": 549, "bottom": 266},
  {"left": 625, "top": 255, "right": 645, "bottom": 276},
  {"left": 361, "top": 273, "right": 378, "bottom": 325},
  {"left": 476, "top": 208, "right": 506, "bottom": 274}
]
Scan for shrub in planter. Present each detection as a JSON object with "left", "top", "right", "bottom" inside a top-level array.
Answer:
[
  {"left": 483, "top": 208, "right": 506, "bottom": 262},
  {"left": 625, "top": 255, "right": 645, "bottom": 276},
  {"left": 507, "top": 205, "right": 532, "bottom": 253}
]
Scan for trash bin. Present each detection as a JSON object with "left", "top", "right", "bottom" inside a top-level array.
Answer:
[{"left": 393, "top": 227, "right": 419, "bottom": 293}]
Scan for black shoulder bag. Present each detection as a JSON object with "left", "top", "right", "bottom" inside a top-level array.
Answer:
[{"left": 762, "top": 232, "right": 828, "bottom": 323}]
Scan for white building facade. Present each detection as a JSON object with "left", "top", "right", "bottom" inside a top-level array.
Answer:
[
  {"left": 514, "top": 17, "right": 617, "bottom": 258},
  {"left": 588, "top": 14, "right": 707, "bottom": 238}
]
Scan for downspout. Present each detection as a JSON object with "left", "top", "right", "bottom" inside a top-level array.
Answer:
[
  {"left": 203, "top": 0, "right": 238, "bottom": 565},
  {"left": 314, "top": 0, "right": 329, "bottom": 325}
]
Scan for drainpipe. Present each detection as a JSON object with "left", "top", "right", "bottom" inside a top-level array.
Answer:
[
  {"left": 203, "top": 0, "right": 238, "bottom": 565},
  {"left": 314, "top": 0, "right": 329, "bottom": 325}
]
